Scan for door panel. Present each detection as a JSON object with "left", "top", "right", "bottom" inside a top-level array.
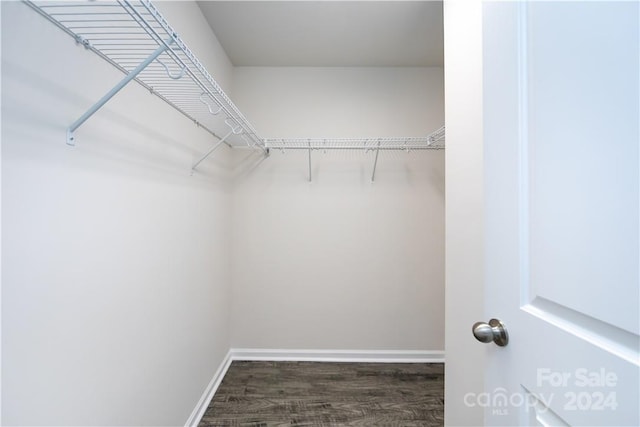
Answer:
[
  {"left": 521, "top": 386, "right": 569, "bottom": 427},
  {"left": 483, "top": 2, "right": 639, "bottom": 426},
  {"left": 526, "top": 1, "right": 639, "bottom": 335}
]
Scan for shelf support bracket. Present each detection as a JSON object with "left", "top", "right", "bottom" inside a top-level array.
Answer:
[
  {"left": 308, "top": 140, "right": 312, "bottom": 182},
  {"left": 66, "top": 37, "right": 175, "bottom": 146},
  {"left": 371, "top": 139, "right": 382, "bottom": 182},
  {"left": 191, "top": 129, "right": 234, "bottom": 172}
]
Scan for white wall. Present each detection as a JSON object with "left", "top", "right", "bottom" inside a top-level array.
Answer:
[
  {"left": 232, "top": 67, "right": 443, "bottom": 138},
  {"left": 2, "top": 2, "right": 447, "bottom": 423},
  {"left": 230, "top": 67, "right": 445, "bottom": 351},
  {"left": 443, "top": 1, "right": 484, "bottom": 425},
  {"left": 1, "top": 2, "right": 233, "bottom": 425}
]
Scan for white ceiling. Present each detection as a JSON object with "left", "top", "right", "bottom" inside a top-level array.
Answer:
[{"left": 197, "top": 1, "right": 444, "bottom": 67}]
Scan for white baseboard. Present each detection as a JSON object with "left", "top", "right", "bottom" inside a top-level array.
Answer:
[
  {"left": 186, "top": 348, "right": 444, "bottom": 426},
  {"left": 230, "top": 348, "right": 445, "bottom": 364},
  {"left": 184, "top": 349, "right": 233, "bottom": 427}
]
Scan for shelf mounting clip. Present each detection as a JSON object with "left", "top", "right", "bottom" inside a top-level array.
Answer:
[{"left": 66, "top": 37, "right": 176, "bottom": 146}]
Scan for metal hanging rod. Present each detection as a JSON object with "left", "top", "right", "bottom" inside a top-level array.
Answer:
[
  {"left": 262, "top": 127, "right": 446, "bottom": 151},
  {"left": 23, "top": 0, "right": 445, "bottom": 176}
]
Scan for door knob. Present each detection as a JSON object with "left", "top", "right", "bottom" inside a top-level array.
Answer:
[{"left": 472, "top": 318, "right": 509, "bottom": 346}]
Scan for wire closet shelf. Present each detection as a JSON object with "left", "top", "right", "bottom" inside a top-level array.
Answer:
[{"left": 23, "top": 0, "right": 445, "bottom": 173}]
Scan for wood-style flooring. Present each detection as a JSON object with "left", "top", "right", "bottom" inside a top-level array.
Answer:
[{"left": 199, "top": 361, "right": 444, "bottom": 426}]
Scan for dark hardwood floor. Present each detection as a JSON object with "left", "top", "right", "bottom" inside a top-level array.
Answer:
[{"left": 199, "top": 361, "right": 444, "bottom": 426}]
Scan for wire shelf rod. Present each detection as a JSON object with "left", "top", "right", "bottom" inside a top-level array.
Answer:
[
  {"left": 59, "top": 21, "right": 143, "bottom": 29},
  {"left": 38, "top": 4, "right": 124, "bottom": 7},
  {"left": 92, "top": 37, "right": 155, "bottom": 41},
  {"left": 98, "top": 47, "right": 161, "bottom": 50},
  {"left": 262, "top": 145, "right": 442, "bottom": 151},
  {"left": 49, "top": 12, "right": 139, "bottom": 16}
]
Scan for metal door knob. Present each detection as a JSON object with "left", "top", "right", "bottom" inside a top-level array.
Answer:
[{"left": 472, "top": 318, "right": 509, "bottom": 346}]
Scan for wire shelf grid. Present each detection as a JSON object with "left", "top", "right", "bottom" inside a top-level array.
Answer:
[
  {"left": 263, "top": 128, "right": 445, "bottom": 151},
  {"left": 25, "top": 0, "right": 264, "bottom": 151},
  {"left": 24, "top": 0, "right": 444, "bottom": 170}
]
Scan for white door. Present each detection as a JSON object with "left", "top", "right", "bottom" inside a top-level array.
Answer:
[{"left": 480, "top": 1, "right": 639, "bottom": 425}]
